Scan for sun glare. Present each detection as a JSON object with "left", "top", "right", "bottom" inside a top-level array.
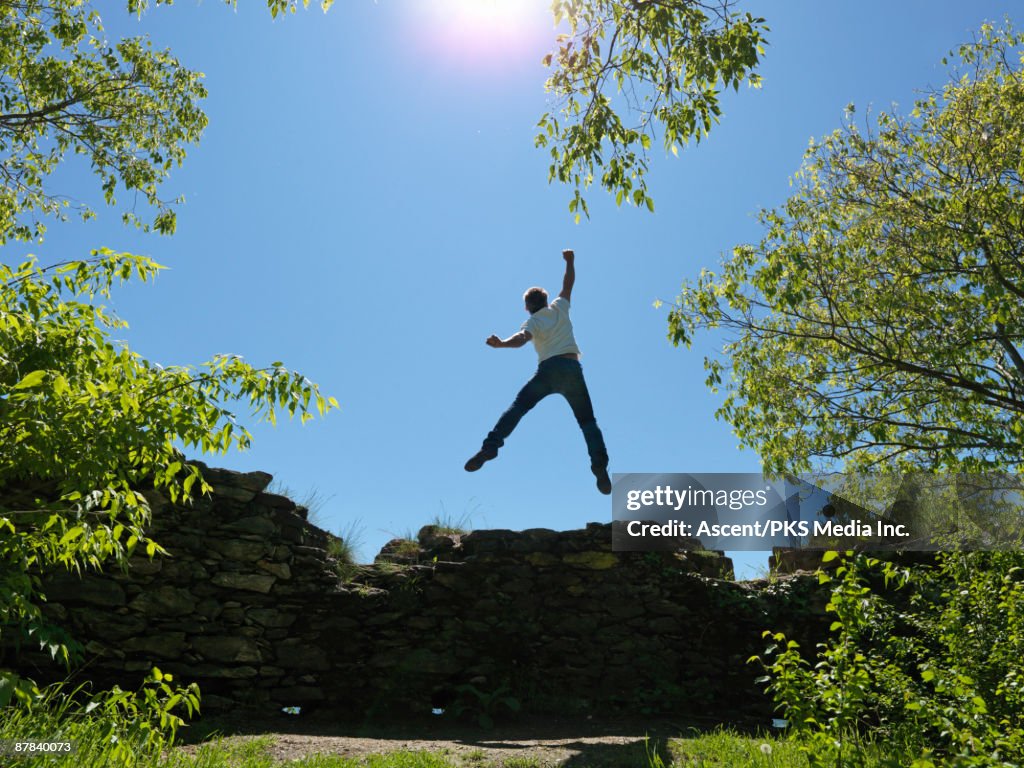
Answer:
[{"left": 406, "top": 0, "right": 551, "bottom": 70}]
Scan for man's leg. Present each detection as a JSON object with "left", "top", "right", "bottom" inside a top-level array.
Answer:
[
  {"left": 465, "top": 366, "right": 553, "bottom": 471},
  {"left": 553, "top": 360, "right": 610, "bottom": 492}
]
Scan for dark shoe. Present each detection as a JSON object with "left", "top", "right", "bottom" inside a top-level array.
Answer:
[
  {"left": 464, "top": 449, "right": 497, "bottom": 472},
  {"left": 593, "top": 465, "right": 612, "bottom": 495}
]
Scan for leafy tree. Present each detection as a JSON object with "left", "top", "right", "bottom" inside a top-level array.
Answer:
[
  {"left": 0, "top": 0, "right": 331, "bottom": 244},
  {"left": 0, "top": 0, "right": 204, "bottom": 242},
  {"left": 667, "top": 21, "right": 1024, "bottom": 475},
  {"left": 537, "top": 0, "right": 768, "bottom": 220},
  {"left": 0, "top": 0, "right": 335, "bottom": 703},
  {"left": 0, "top": 251, "right": 337, "bottom": 674}
]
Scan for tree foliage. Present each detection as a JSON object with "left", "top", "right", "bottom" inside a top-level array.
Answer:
[
  {"left": 0, "top": 0, "right": 208, "bottom": 241},
  {"left": 0, "top": 0, "right": 767, "bottom": 236},
  {"left": 0, "top": 0, "right": 332, "bottom": 244},
  {"left": 757, "top": 551, "right": 1024, "bottom": 766},
  {"left": 0, "top": 239, "right": 336, "bottom": 701},
  {"left": 537, "top": 0, "right": 767, "bottom": 220},
  {"left": 0, "top": 0, "right": 335, "bottom": 701},
  {"left": 668, "top": 21, "right": 1024, "bottom": 474}
]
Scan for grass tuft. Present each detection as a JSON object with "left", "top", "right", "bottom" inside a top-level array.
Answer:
[
  {"left": 327, "top": 518, "right": 367, "bottom": 580},
  {"left": 265, "top": 481, "right": 336, "bottom": 528},
  {"left": 428, "top": 499, "right": 479, "bottom": 535}
]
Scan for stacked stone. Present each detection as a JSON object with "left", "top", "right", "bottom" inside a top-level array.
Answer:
[
  {"left": 12, "top": 468, "right": 829, "bottom": 723},
  {"left": 26, "top": 465, "right": 339, "bottom": 711},
  {"left": 312, "top": 524, "right": 825, "bottom": 721}
]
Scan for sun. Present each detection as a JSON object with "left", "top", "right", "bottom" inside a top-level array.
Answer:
[
  {"left": 426, "top": 0, "right": 538, "bottom": 30},
  {"left": 405, "top": 0, "right": 551, "bottom": 70}
]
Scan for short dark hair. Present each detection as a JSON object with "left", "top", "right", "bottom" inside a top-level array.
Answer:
[{"left": 523, "top": 287, "right": 548, "bottom": 313}]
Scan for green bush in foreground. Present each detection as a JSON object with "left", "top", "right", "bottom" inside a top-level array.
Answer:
[
  {"left": 0, "top": 667, "right": 198, "bottom": 767},
  {"left": 757, "top": 551, "right": 1024, "bottom": 767}
]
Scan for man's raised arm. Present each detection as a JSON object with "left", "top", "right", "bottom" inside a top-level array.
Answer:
[{"left": 558, "top": 249, "right": 575, "bottom": 301}]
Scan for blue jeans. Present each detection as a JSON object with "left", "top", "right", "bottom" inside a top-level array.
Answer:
[{"left": 482, "top": 357, "right": 609, "bottom": 469}]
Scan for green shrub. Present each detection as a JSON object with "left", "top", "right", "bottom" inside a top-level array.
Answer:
[
  {"left": 754, "top": 551, "right": 1024, "bottom": 767},
  {"left": 0, "top": 667, "right": 199, "bottom": 767}
]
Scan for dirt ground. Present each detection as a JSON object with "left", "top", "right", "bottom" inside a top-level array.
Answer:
[{"left": 175, "top": 713, "right": 721, "bottom": 766}]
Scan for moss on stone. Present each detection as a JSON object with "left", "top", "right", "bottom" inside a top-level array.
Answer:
[{"left": 562, "top": 551, "right": 619, "bottom": 569}]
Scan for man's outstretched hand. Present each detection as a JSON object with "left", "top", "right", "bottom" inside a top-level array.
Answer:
[
  {"left": 562, "top": 249, "right": 575, "bottom": 262},
  {"left": 487, "top": 332, "right": 531, "bottom": 349}
]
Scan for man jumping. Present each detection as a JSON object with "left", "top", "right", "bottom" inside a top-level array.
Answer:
[{"left": 464, "top": 249, "right": 611, "bottom": 495}]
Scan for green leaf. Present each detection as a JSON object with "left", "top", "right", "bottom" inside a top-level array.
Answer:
[{"left": 13, "top": 370, "right": 47, "bottom": 389}]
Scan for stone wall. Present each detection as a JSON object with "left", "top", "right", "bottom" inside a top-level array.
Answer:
[{"left": 10, "top": 466, "right": 829, "bottom": 723}]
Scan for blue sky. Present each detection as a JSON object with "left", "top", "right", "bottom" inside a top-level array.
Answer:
[{"left": 28, "top": 0, "right": 1019, "bottom": 575}]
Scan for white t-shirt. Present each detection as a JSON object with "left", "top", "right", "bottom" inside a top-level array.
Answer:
[{"left": 521, "top": 296, "right": 581, "bottom": 362}]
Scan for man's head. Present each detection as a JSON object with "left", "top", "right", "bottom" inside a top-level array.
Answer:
[{"left": 523, "top": 286, "right": 548, "bottom": 314}]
